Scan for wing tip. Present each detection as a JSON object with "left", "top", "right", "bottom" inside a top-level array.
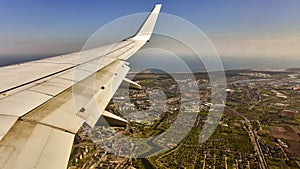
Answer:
[
  {"left": 131, "top": 4, "right": 162, "bottom": 41},
  {"left": 155, "top": 3, "right": 162, "bottom": 8}
]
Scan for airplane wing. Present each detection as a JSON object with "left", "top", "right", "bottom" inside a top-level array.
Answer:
[{"left": 0, "top": 4, "right": 162, "bottom": 169}]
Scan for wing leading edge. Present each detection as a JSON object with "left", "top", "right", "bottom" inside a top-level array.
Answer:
[{"left": 0, "top": 4, "right": 162, "bottom": 169}]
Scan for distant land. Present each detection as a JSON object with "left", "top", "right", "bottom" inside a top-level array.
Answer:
[{"left": 129, "top": 55, "right": 300, "bottom": 72}]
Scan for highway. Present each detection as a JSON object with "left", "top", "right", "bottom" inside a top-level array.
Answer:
[{"left": 226, "top": 106, "right": 268, "bottom": 169}]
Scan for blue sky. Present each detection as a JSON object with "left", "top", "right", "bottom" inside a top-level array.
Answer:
[{"left": 1, "top": 0, "right": 300, "bottom": 56}]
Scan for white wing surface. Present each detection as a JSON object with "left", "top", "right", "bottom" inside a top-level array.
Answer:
[{"left": 0, "top": 4, "right": 162, "bottom": 169}]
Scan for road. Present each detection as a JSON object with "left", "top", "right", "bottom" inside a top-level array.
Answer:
[{"left": 226, "top": 106, "right": 268, "bottom": 169}]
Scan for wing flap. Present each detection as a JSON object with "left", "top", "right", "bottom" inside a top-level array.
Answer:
[
  {"left": 0, "top": 115, "right": 18, "bottom": 141},
  {"left": 75, "top": 60, "right": 130, "bottom": 127},
  {"left": 102, "top": 110, "right": 127, "bottom": 127},
  {"left": 0, "top": 121, "right": 74, "bottom": 169}
]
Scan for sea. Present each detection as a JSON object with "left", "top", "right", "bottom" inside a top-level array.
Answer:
[{"left": 0, "top": 54, "right": 299, "bottom": 72}]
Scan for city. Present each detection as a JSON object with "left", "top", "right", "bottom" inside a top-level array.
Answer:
[{"left": 68, "top": 68, "right": 300, "bottom": 169}]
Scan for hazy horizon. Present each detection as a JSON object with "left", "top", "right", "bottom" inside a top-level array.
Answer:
[
  {"left": 1, "top": 1, "right": 300, "bottom": 57},
  {"left": 0, "top": 53, "right": 299, "bottom": 72}
]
